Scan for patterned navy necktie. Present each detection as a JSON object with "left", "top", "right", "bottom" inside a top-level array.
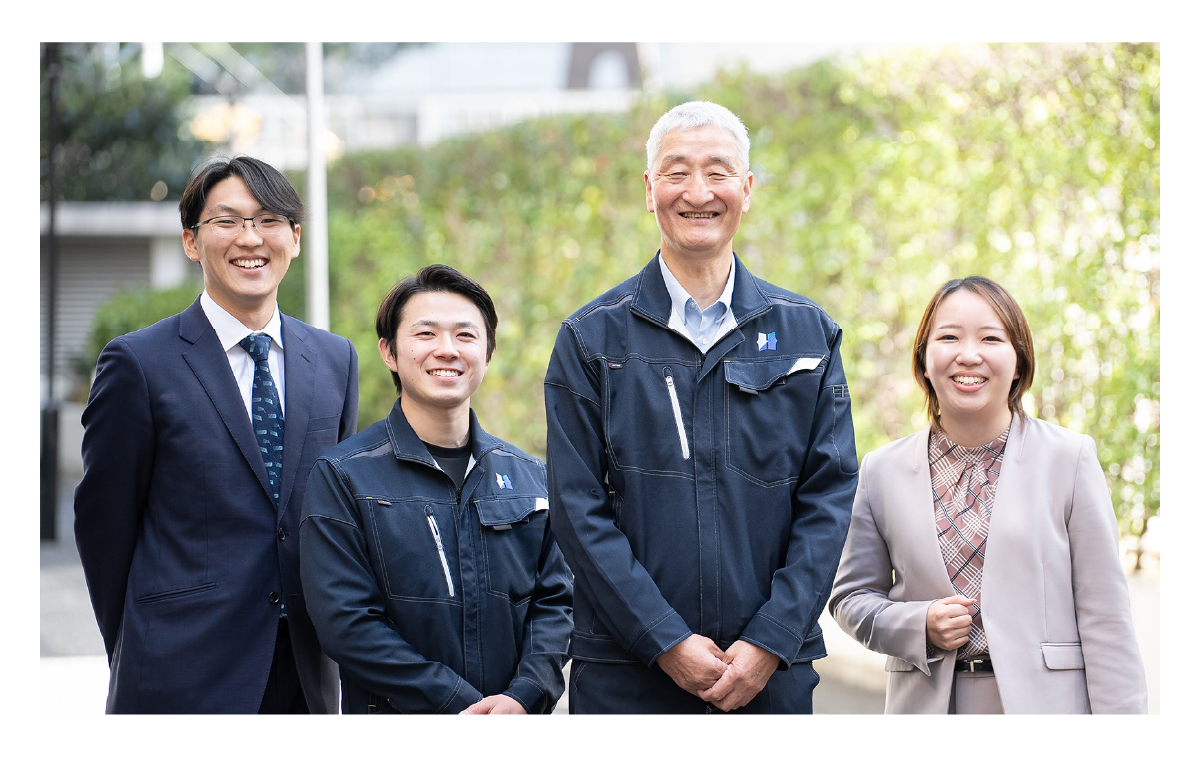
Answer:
[{"left": 239, "top": 334, "right": 284, "bottom": 504}]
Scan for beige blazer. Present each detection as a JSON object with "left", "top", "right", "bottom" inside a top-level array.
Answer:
[{"left": 829, "top": 417, "right": 1147, "bottom": 714}]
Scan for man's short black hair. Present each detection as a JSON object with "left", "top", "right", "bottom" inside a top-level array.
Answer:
[
  {"left": 178, "top": 154, "right": 305, "bottom": 230},
  {"left": 376, "top": 264, "right": 499, "bottom": 395}
]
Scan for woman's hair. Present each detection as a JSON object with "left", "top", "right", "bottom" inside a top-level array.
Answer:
[{"left": 912, "top": 275, "right": 1036, "bottom": 429}]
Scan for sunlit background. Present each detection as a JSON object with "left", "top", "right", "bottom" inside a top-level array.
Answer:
[{"left": 39, "top": 41, "right": 1159, "bottom": 715}]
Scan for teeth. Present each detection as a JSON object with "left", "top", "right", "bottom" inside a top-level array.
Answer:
[
  {"left": 681, "top": 212, "right": 715, "bottom": 218},
  {"left": 953, "top": 376, "right": 986, "bottom": 385},
  {"left": 233, "top": 259, "right": 266, "bottom": 269},
  {"left": 430, "top": 369, "right": 461, "bottom": 377}
]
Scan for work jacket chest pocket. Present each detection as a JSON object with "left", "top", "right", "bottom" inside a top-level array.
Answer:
[
  {"left": 723, "top": 354, "right": 826, "bottom": 487},
  {"left": 362, "top": 497, "right": 460, "bottom": 602},
  {"left": 476, "top": 496, "right": 548, "bottom": 604},
  {"left": 602, "top": 359, "right": 697, "bottom": 477}
]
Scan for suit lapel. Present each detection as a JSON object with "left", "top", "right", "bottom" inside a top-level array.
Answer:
[
  {"left": 276, "top": 315, "right": 315, "bottom": 518},
  {"left": 979, "top": 416, "right": 1028, "bottom": 594},
  {"left": 904, "top": 426, "right": 959, "bottom": 598},
  {"left": 179, "top": 298, "right": 273, "bottom": 503}
]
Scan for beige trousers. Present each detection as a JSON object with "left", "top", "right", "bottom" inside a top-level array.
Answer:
[{"left": 948, "top": 670, "right": 1004, "bottom": 714}]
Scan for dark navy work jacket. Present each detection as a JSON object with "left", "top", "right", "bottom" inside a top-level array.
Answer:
[
  {"left": 300, "top": 403, "right": 572, "bottom": 714},
  {"left": 544, "top": 253, "right": 858, "bottom": 678},
  {"left": 74, "top": 297, "right": 359, "bottom": 713}
]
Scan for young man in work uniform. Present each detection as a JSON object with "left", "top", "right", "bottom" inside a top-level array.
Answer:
[{"left": 300, "top": 264, "right": 572, "bottom": 713}]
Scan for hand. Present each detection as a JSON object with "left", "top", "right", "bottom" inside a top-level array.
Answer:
[
  {"left": 460, "top": 694, "right": 528, "bottom": 714},
  {"left": 656, "top": 634, "right": 729, "bottom": 696},
  {"left": 925, "top": 594, "right": 977, "bottom": 650},
  {"left": 697, "top": 640, "right": 781, "bottom": 712}
]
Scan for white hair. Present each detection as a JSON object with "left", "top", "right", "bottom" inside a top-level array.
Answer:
[{"left": 645, "top": 101, "right": 751, "bottom": 175}]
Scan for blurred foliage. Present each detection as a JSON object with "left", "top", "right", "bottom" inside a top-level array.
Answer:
[
  {"left": 702, "top": 43, "right": 1160, "bottom": 536},
  {"left": 41, "top": 43, "right": 215, "bottom": 202},
  {"left": 324, "top": 43, "right": 1158, "bottom": 535},
  {"left": 84, "top": 43, "right": 1158, "bottom": 536},
  {"left": 85, "top": 262, "right": 307, "bottom": 379},
  {"left": 87, "top": 283, "right": 203, "bottom": 373}
]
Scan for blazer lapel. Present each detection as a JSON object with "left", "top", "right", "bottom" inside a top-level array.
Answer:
[
  {"left": 179, "top": 298, "right": 273, "bottom": 502},
  {"left": 276, "top": 315, "right": 315, "bottom": 518},
  {"left": 905, "top": 426, "right": 959, "bottom": 598},
  {"left": 979, "top": 416, "right": 1028, "bottom": 593}
]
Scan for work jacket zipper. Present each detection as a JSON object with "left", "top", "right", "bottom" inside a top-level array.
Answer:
[
  {"left": 662, "top": 367, "right": 691, "bottom": 460},
  {"left": 424, "top": 508, "right": 455, "bottom": 597}
]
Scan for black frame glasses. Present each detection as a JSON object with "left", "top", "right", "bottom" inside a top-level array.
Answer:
[{"left": 191, "top": 213, "right": 293, "bottom": 237}]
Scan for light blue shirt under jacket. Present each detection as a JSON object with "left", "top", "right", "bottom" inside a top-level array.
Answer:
[{"left": 658, "top": 253, "right": 738, "bottom": 353}]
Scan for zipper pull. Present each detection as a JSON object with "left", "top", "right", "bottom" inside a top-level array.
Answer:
[
  {"left": 424, "top": 505, "right": 455, "bottom": 598},
  {"left": 662, "top": 366, "right": 691, "bottom": 461}
]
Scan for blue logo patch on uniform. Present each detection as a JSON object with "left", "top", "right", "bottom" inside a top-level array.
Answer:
[
  {"left": 496, "top": 473, "right": 513, "bottom": 490},
  {"left": 757, "top": 332, "right": 778, "bottom": 351}
]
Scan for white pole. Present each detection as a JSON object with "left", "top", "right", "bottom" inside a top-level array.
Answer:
[
  {"left": 142, "top": 43, "right": 163, "bottom": 79},
  {"left": 304, "top": 41, "right": 330, "bottom": 331}
]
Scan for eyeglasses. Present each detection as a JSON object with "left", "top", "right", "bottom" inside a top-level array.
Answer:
[{"left": 191, "top": 213, "right": 292, "bottom": 237}]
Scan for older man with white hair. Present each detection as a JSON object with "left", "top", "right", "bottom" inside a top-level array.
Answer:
[{"left": 544, "top": 101, "right": 860, "bottom": 713}]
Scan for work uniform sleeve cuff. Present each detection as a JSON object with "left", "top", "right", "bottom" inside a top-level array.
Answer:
[
  {"left": 639, "top": 612, "right": 696, "bottom": 666},
  {"left": 503, "top": 677, "right": 548, "bottom": 714},
  {"left": 440, "top": 678, "right": 486, "bottom": 714},
  {"left": 739, "top": 612, "right": 803, "bottom": 669}
]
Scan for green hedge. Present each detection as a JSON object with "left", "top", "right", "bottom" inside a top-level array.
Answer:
[{"left": 88, "top": 43, "right": 1159, "bottom": 535}]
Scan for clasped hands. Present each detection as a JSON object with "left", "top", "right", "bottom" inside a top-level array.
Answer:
[
  {"left": 657, "top": 634, "right": 780, "bottom": 712},
  {"left": 460, "top": 694, "right": 527, "bottom": 714}
]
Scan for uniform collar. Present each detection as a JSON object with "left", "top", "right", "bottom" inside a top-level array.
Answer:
[
  {"left": 657, "top": 253, "right": 736, "bottom": 324},
  {"left": 631, "top": 251, "right": 770, "bottom": 327},
  {"left": 384, "top": 400, "right": 505, "bottom": 468}
]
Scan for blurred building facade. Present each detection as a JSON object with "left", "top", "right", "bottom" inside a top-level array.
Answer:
[
  {"left": 40, "top": 202, "right": 197, "bottom": 474},
  {"left": 181, "top": 42, "right": 646, "bottom": 168}
]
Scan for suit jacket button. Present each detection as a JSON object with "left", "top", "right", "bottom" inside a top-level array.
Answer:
[
  {"left": 269, "top": 591, "right": 281, "bottom": 605},
  {"left": 277, "top": 527, "right": 287, "bottom": 541}
]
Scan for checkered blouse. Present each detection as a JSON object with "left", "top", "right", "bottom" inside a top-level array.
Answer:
[{"left": 928, "top": 424, "right": 1010, "bottom": 659}]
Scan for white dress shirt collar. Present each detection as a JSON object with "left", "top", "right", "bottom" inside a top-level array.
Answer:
[
  {"left": 199, "top": 291, "right": 287, "bottom": 420},
  {"left": 199, "top": 291, "right": 284, "bottom": 352}
]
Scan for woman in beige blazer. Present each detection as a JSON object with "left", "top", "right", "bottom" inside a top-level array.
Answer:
[{"left": 829, "top": 276, "right": 1146, "bottom": 714}]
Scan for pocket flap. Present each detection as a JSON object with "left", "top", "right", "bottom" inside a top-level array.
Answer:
[
  {"left": 788, "top": 357, "right": 824, "bottom": 374},
  {"left": 884, "top": 656, "right": 917, "bottom": 672},
  {"left": 1041, "top": 642, "right": 1085, "bottom": 670},
  {"left": 307, "top": 414, "right": 342, "bottom": 432},
  {"left": 724, "top": 354, "right": 825, "bottom": 392},
  {"left": 475, "top": 496, "right": 545, "bottom": 528}
]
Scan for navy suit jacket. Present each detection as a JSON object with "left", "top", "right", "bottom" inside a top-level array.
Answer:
[{"left": 74, "top": 296, "right": 358, "bottom": 713}]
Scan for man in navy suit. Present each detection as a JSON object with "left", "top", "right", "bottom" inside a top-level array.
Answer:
[{"left": 74, "top": 155, "right": 359, "bottom": 713}]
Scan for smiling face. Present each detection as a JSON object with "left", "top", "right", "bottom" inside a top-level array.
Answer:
[
  {"left": 379, "top": 291, "right": 490, "bottom": 421},
  {"left": 923, "top": 289, "right": 1019, "bottom": 443},
  {"left": 182, "top": 175, "right": 300, "bottom": 328},
  {"left": 644, "top": 125, "right": 753, "bottom": 263}
]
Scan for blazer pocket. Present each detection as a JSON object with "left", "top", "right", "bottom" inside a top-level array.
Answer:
[
  {"left": 307, "top": 414, "right": 342, "bottom": 432},
  {"left": 1041, "top": 641, "right": 1085, "bottom": 670},
  {"left": 134, "top": 582, "right": 219, "bottom": 604},
  {"left": 884, "top": 655, "right": 917, "bottom": 672}
]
